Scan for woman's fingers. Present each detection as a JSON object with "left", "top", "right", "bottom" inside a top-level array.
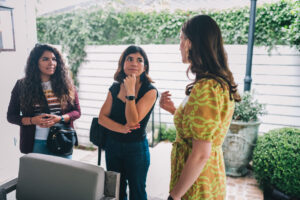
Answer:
[
  {"left": 34, "top": 114, "right": 57, "bottom": 127},
  {"left": 124, "top": 74, "right": 136, "bottom": 83},
  {"left": 160, "top": 91, "right": 173, "bottom": 107},
  {"left": 160, "top": 91, "right": 171, "bottom": 99},
  {"left": 159, "top": 91, "right": 176, "bottom": 114},
  {"left": 129, "top": 124, "right": 140, "bottom": 130},
  {"left": 123, "top": 75, "right": 136, "bottom": 94},
  {"left": 122, "top": 123, "right": 141, "bottom": 134}
]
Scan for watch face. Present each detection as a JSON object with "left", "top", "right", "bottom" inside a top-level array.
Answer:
[{"left": 126, "top": 96, "right": 135, "bottom": 100}]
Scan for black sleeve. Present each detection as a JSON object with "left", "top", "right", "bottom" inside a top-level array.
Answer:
[{"left": 109, "top": 82, "right": 120, "bottom": 98}]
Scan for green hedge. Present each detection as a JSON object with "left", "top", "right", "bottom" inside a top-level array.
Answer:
[
  {"left": 253, "top": 127, "right": 300, "bottom": 197},
  {"left": 37, "top": 0, "right": 299, "bottom": 84},
  {"left": 159, "top": 124, "right": 177, "bottom": 142}
]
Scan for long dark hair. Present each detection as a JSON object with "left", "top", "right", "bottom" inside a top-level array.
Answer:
[
  {"left": 182, "top": 15, "right": 240, "bottom": 102},
  {"left": 114, "top": 45, "right": 153, "bottom": 84},
  {"left": 20, "top": 44, "right": 75, "bottom": 113}
]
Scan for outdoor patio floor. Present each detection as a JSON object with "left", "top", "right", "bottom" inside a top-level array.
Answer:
[
  {"left": 0, "top": 141, "right": 263, "bottom": 200},
  {"left": 73, "top": 141, "right": 264, "bottom": 200}
]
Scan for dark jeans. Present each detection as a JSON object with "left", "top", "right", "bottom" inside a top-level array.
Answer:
[
  {"left": 105, "top": 135, "right": 150, "bottom": 200},
  {"left": 33, "top": 139, "right": 72, "bottom": 159}
]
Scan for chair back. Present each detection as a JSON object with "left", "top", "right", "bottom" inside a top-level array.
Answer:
[{"left": 16, "top": 153, "right": 107, "bottom": 200}]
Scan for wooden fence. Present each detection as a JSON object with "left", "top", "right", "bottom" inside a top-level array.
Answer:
[{"left": 75, "top": 45, "right": 300, "bottom": 146}]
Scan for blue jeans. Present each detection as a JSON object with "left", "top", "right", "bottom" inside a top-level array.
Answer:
[
  {"left": 105, "top": 135, "right": 150, "bottom": 200},
  {"left": 33, "top": 139, "right": 72, "bottom": 159}
]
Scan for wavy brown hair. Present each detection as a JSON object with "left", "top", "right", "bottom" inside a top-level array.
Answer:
[
  {"left": 20, "top": 44, "right": 75, "bottom": 113},
  {"left": 114, "top": 45, "right": 153, "bottom": 84},
  {"left": 182, "top": 15, "right": 240, "bottom": 102}
]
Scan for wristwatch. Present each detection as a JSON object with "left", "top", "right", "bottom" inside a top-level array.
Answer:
[
  {"left": 125, "top": 95, "right": 136, "bottom": 101},
  {"left": 60, "top": 115, "right": 65, "bottom": 123},
  {"left": 167, "top": 195, "right": 174, "bottom": 200}
]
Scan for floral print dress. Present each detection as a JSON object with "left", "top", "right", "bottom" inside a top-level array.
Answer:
[{"left": 170, "top": 79, "right": 235, "bottom": 200}]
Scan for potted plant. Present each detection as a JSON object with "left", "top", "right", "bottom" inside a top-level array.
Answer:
[
  {"left": 222, "top": 91, "right": 266, "bottom": 176},
  {"left": 253, "top": 127, "right": 300, "bottom": 200}
]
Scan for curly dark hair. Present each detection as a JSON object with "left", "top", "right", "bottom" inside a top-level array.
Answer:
[
  {"left": 114, "top": 45, "right": 153, "bottom": 84},
  {"left": 20, "top": 44, "right": 75, "bottom": 113},
  {"left": 182, "top": 15, "right": 240, "bottom": 102}
]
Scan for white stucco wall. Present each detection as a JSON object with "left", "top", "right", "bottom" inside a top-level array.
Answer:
[{"left": 0, "top": 0, "right": 37, "bottom": 183}]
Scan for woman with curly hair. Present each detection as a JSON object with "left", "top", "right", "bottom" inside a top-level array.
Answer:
[
  {"left": 7, "top": 44, "right": 81, "bottom": 159},
  {"left": 160, "top": 15, "right": 240, "bottom": 200}
]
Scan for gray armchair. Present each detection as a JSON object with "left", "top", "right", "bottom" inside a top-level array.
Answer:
[{"left": 0, "top": 153, "right": 120, "bottom": 200}]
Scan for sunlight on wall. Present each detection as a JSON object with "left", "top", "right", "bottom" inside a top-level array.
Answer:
[{"left": 0, "top": 0, "right": 37, "bottom": 184}]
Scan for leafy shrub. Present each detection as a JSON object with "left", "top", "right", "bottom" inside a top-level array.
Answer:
[
  {"left": 37, "top": 1, "right": 298, "bottom": 47},
  {"left": 254, "top": 0, "right": 296, "bottom": 49},
  {"left": 160, "top": 124, "right": 176, "bottom": 142},
  {"left": 253, "top": 127, "right": 300, "bottom": 197},
  {"left": 232, "top": 92, "right": 266, "bottom": 122},
  {"left": 283, "top": 0, "right": 300, "bottom": 51},
  {"left": 36, "top": 0, "right": 299, "bottom": 84}
]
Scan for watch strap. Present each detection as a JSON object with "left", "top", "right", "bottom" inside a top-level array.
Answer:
[
  {"left": 60, "top": 115, "right": 65, "bottom": 123},
  {"left": 125, "top": 95, "right": 136, "bottom": 100},
  {"left": 167, "top": 195, "right": 174, "bottom": 200}
]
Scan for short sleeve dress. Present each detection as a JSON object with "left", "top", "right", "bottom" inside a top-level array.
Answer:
[{"left": 170, "top": 79, "right": 235, "bottom": 200}]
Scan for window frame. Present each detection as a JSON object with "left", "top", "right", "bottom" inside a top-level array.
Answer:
[{"left": 0, "top": 5, "right": 16, "bottom": 51}]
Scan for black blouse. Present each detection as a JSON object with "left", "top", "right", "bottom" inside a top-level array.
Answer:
[{"left": 107, "top": 81, "right": 157, "bottom": 142}]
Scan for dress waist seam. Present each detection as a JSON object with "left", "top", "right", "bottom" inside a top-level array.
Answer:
[{"left": 173, "top": 140, "right": 222, "bottom": 152}]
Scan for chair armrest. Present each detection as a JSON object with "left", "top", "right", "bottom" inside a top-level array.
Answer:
[
  {"left": 0, "top": 178, "right": 17, "bottom": 200},
  {"left": 104, "top": 171, "right": 120, "bottom": 200}
]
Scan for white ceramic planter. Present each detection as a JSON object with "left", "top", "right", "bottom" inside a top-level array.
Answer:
[{"left": 222, "top": 120, "right": 261, "bottom": 177}]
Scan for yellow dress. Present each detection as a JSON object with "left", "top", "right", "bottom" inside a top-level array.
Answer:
[{"left": 170, "top": 79, "right": 235, "bottom": 200}]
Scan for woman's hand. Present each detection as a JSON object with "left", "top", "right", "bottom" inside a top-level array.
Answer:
[
  {"left": 123, "top": 74, "right": 136, "bottom": 95},
  {"left": 169, "top": 139, "right": 212, "bottom": 199},
  {"left": 31, "top": 114, "right": 52, "bottom": 128},
  {"left": 119, "top": 123, "right": 140, "bottom": 134},
  {"left": 160, "top": 91, "right": 176, "bottom": 115},
  {"left": 32, "top": 114, "right": 60, "bottom": 128},
  {"left": 46, "top": 114, "right": 62, "bottom": 125}
]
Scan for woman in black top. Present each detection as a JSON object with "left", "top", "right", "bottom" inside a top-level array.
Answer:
[{"left": 98, "top": 45, "right": 157, "bottom": 200}]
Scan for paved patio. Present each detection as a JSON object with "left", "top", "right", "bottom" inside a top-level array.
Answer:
[
  {"left": 73, "top": 142, "right": 263, "bottom": 200},
  {"left": 0, "top": 141, "right": 263, "bottom": 200}
]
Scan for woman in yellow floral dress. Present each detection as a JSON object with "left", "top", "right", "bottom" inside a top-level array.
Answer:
[{"left": 160, "top": 15, "right": 241, "bottom": 200}]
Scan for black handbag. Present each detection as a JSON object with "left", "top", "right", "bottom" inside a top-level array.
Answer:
[
  {"left": 89, "top": 117, "right": 107, "bottom": 149},
  {"left": 47, "top": 123, "right": 78, "bottom": 156},
  {"left": 89, "top": 117, "right": 108, "bottom": 165}
]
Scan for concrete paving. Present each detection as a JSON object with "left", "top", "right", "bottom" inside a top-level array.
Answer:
[
  {"left": 1, "top": 141, "right": 263, "bottom": 200},
  {"left": 72, "top": 142, "right": 263, "bottom": 200},
  {"left": 72, "top": 141, "right": 171, "bottom": 199}
]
